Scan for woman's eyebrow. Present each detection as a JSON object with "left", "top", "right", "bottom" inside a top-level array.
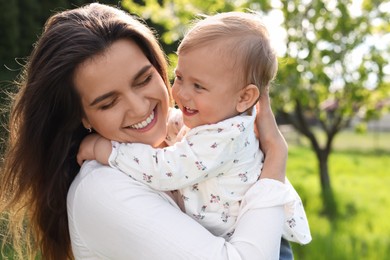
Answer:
[
  {"left": 89, "top": 91, "right": 116, "bottom": 106},
  {"left": 89, "top": 65, "right": 153, "bottom": 106},
  {"left": 133, "top": 64, "right": 153, "bottom": 82}
]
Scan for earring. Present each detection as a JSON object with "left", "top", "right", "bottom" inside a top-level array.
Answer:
[{"left": 87, "top": 127, "right": 92, "bottom": 133}]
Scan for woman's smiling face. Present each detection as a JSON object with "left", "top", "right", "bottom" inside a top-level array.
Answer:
[{"left": 74, "top": 39, "right": 170, "bottom": 147}]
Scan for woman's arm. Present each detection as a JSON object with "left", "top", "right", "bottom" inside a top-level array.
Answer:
[
  {"left": 256, "top": 87, "right": 287, "bottom": 182},
  {"left": 254, "top": 91, "right": 312, "bottom": 245},
  {"left": 68, "top": 161, "right": 285, "bottom": 259}
]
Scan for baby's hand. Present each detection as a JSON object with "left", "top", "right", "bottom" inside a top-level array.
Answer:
[
  {"left": 77, "top": 134, "right": 101, "bottom": 166},
  {"left": 94, "top": 136, "right": 112, "bottom": 165}
]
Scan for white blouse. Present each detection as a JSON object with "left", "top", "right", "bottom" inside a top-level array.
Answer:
[{"left": 67, "top": 160, "right": 296, "bottom": 259}]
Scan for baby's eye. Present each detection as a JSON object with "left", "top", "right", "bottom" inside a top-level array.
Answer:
[{"left": 194, "top": 83, "right": 204, "bottom": 90}]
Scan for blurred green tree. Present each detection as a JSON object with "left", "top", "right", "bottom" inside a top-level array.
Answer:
[
  {"left": 273, "top": 0, "right": 389, "bottom": 217},
  {"left": 121, "top": 0, "right": 390, "bottom": 218},
  {"left": 0, "top": 0, "right": 21, "bottom": 80}
]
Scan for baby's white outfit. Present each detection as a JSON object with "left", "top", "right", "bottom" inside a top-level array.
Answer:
[{"left": 110, "top": 107, "right": 311, "bottom": 244}]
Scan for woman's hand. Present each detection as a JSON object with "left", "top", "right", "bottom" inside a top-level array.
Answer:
[{"left": 256, "top": 87, "right": 288, "bottom": 182}]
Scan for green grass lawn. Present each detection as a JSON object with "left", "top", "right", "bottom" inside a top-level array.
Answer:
[{"left": 287, "top": 130, "right": 390, "bottom": 259}]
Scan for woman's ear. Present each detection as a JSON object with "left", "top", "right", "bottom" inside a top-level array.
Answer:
[
  {"left": 236, "top": 84, "right": 260, "bottom": 113},
  {"left": 81, "top": 118, "right": 91, "bottom": 130}
]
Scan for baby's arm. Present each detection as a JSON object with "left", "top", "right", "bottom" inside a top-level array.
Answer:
[
  {"left": 109, "top": 121, "right": 250, "bottom": 191},
  {"left": 77, "top": 134, "right": 112, "bottom": 166}
]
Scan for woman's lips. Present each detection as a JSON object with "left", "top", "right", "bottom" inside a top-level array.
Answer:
[{"left": 127, "top": 108, "right": 158, "bottom": 132}]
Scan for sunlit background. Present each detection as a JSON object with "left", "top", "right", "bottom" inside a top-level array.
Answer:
[{"left": 1, "top": 0, "right": 389, "bottom": 259}]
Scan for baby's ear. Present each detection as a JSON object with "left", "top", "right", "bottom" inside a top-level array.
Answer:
[{"left": 236, "top": 84, "right": 260, "bottom": 113}]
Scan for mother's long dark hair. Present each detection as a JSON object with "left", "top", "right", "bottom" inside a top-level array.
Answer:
[{"left": 0, "top": 3, "right": 170, "bottom": 259}]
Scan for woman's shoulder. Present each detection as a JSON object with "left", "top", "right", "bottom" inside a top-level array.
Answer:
[
  {"left": 67, "top": 161, "right": 180, "bottom": 258},
  {"left": 68, "top": 161, "right": 119, "bottom": 213},
  {"left": 68, "top": 160, "right": 122, "bottom": 196},
  {"left": 68, "top": 160, "right": 151, "bottom": 204}
]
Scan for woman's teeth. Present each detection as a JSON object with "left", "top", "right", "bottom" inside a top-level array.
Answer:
[{"left": 130, "top": 111, "right": 154, "bottom": 129}]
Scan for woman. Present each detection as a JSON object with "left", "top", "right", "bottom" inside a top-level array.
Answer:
[{"left": 0, "top": 3, "right": 291, "bottom": 259}]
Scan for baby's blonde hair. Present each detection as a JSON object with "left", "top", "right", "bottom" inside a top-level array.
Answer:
[{"left": 178, "top": 11, "right": 278, "bottom": 94}]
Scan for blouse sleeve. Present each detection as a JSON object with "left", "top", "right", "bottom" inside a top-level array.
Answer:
[{"left": 67, "top": 161, "right": 285, "bottom": 259}]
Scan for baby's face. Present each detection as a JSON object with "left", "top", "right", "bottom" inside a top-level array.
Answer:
[{"left": 172, "top": 45, "right": 242, "bottom": 128}]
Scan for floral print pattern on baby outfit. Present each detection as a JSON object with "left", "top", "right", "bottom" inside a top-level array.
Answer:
[{"left": 110, "top": 107, "right": 262, "bottom": 238}]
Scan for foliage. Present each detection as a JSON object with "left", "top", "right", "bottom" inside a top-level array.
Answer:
[
  {"left": 0, "top": 0, "right": 19, "bottom": 74},
  {"left": 122, "top": 0, "right": 273, "bottom": 78},
  {"left": 0, "top": 0, "right": 117, "bottom": 80},
  {"left": 274, "top": 0, "right": 389, "bottom": 130}
]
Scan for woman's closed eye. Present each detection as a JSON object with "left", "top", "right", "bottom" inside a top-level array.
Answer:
[
  {"left": 99, "top": 97, "right": 118, "bottom": 110},
  {"left": 135, "top": 73, "right": 153, "bottom": 87}
]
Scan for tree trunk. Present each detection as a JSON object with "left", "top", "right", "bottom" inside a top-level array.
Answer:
[
  {"left": 316, "top": 149, "right": 338, "bottom": 219},
  {"left": 278, "top": 106, "right": 339, "bottom": 218}
]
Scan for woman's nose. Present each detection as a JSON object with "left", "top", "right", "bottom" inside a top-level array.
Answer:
[{"left": 123, "top": 92, "right": 148, "bottom": 116}]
